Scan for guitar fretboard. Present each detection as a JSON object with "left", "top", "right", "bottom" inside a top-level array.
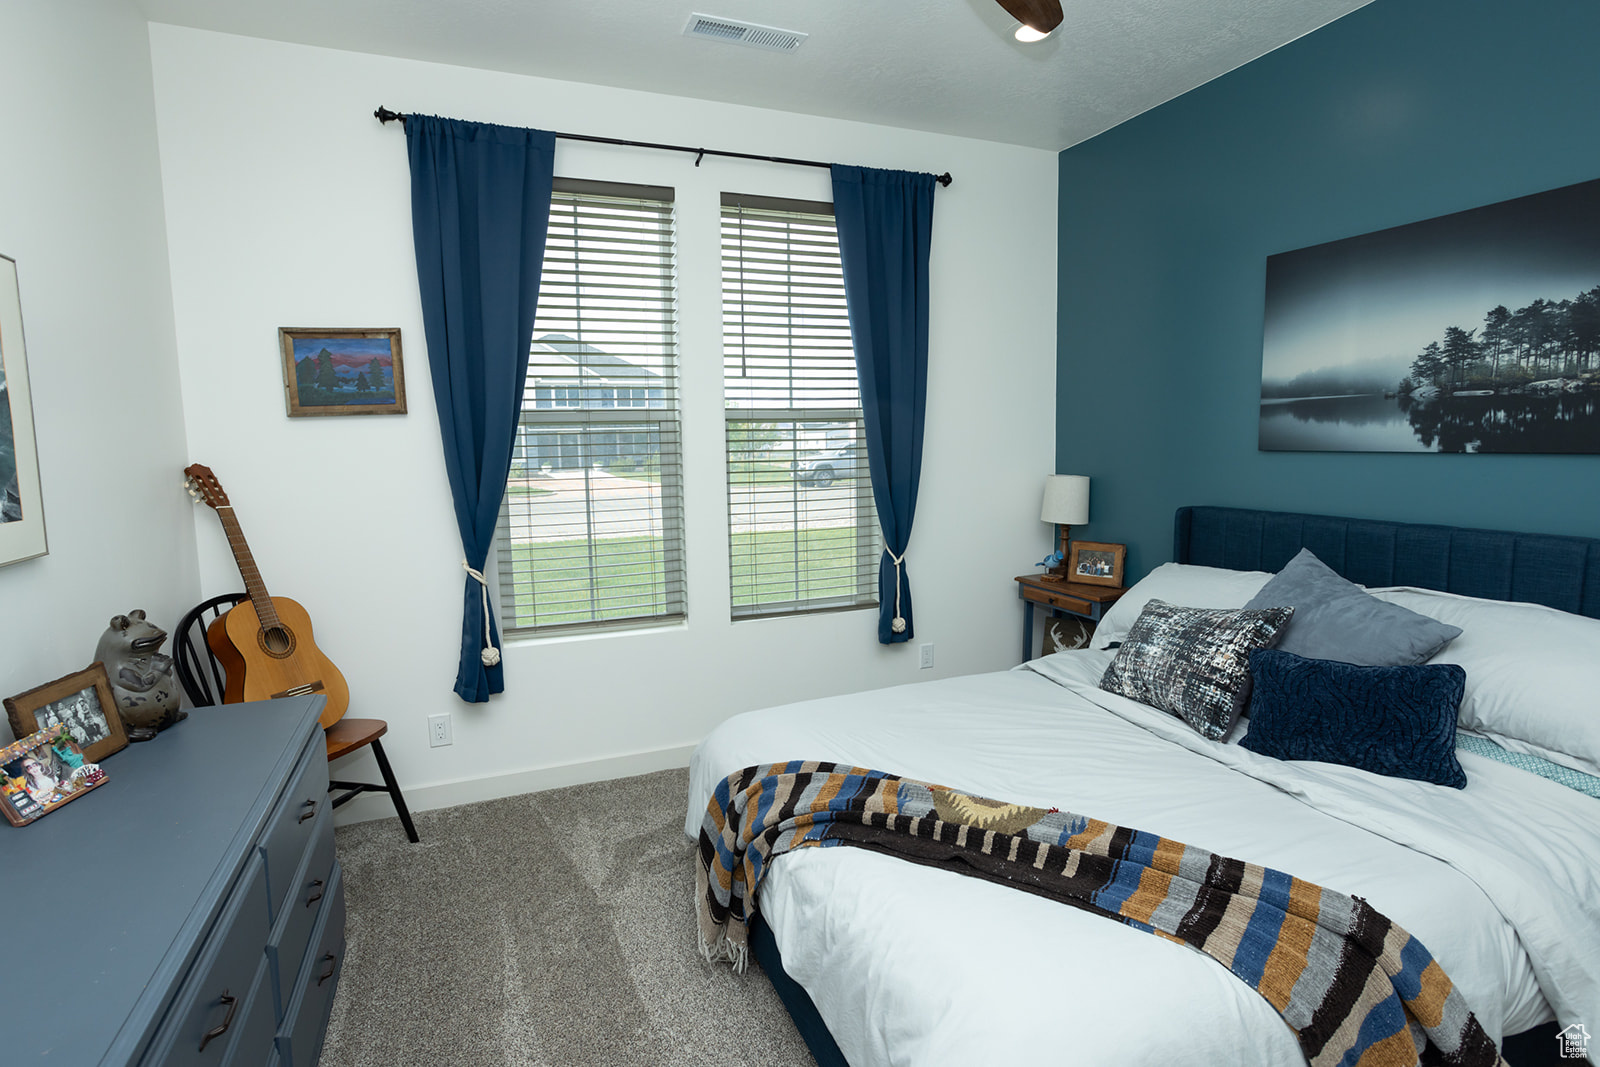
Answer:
[{"left": 217, "top": 506, "right": 282, "bottom": 631}]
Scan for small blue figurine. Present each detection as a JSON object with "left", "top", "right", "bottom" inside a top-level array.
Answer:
[{"left": 1036, "top": 549, "right": 1064, "bottom": 569}]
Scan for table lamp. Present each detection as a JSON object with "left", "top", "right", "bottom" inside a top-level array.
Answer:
[{"left": 1040, "top": 475, "right": 1089, "bottom": 579}]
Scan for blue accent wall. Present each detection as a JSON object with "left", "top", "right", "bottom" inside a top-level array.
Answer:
[{"left": 1057, "top": 0, "right": 1600, "bottom": 579}]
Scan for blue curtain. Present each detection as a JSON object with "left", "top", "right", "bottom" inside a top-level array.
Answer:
[
  {"left": 406, "top": 116, "right": 555, "bottom": 701},
  {"left": 830, "top": 165, "right": 937, "bottom": 644}
]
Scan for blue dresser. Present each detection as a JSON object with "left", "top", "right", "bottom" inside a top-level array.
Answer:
[{"left": 1, "top": 695, "right": 345, "bottom": 1066}]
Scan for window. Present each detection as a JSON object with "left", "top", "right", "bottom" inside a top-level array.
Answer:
[
  {"left": 495, "top": 180, "right": 684, "bottom": 633},
  {"left": 723, "top": 193, "right": 879, "bottom": 618}
]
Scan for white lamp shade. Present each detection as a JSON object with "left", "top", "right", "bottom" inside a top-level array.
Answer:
[{"left": 1040, "top": 475, "right": 1089, "bottom": 525}]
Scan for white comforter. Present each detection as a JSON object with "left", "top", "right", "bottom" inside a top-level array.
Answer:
[{"left": 685, "top": 649, "right": 1600, "bottom": 1067}]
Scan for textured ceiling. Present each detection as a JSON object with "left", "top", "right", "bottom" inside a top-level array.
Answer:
[{"left": 134, "top": 0, "right": 1371, "bottom": 151}]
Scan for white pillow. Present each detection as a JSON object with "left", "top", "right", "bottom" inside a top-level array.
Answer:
[
  {"left": 1094, "top": 563, "right": 1272, "bottom": 650},
  {"left": 1371, "top": 587, "right": 1600, "bottom": 778}
]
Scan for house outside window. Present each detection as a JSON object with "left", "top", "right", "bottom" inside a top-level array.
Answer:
[
  {"left": 722, "top": 192, "right": 879, "bottom": 619},
  {"left": 495, "top": 180, "right": 684, "bottom": 633}
]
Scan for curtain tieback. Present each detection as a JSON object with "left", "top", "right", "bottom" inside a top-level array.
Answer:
[
  {"left": 886, "top": 548, "right": 908, "bottom": 634},
  {"left": 461, "top": 560, "right": 502, "bottom": 666}
]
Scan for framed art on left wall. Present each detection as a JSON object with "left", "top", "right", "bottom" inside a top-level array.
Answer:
[{"left": 0, "top": 254, "right": 46, "bottom": 567}]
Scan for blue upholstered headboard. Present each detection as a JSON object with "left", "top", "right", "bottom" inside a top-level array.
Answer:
[{"left": 1174, "top": 506, "right": 1600, "bottom": 619}]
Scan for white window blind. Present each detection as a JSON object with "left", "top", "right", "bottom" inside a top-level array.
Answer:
[
  {"left": 496, "top": 180, "right": 684, "bottom": 633},
  {"left": 723, "top": 193, "right": 879, "bottom": 619}
]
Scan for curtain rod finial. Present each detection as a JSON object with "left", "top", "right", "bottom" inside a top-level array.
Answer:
[
  {"left": 936, "top": 173, "right": 952, "bottom": 188},
  {"left": 375, "top": 105, "right": 406, "bottom": 125}
]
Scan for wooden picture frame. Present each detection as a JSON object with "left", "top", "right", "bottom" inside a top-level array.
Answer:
[
  {"left": 0, "top": 724, "right": 108, "bottom": 827},
  {"left": 0, "top": 253, "right": 47, "bottom": 567},
  {"left": 1067, "top": 540, "right": 1126, "bottom": 588},
  {"left": 279, "top": 327, "right": 407, "bottom": 417},
  {"left": 5, "top": 662, "right": 128, "bottom": 763}
]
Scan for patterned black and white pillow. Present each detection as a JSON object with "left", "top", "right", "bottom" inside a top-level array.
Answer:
[{"left": 1098, "top": 599, "right": 1294, "bottom": 740}]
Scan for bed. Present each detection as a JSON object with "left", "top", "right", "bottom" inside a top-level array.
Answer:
[{"left": 685, "top": 507, "right": 1600, "bottom": 1067}]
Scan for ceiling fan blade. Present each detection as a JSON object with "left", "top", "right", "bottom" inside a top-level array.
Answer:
[{"left": 994, "top": 0, "right": 1063, "bottom": 34}]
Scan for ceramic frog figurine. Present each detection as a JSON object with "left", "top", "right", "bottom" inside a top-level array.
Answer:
[{"left": 95, "top": 610, "right": 186, "bottom": 741}]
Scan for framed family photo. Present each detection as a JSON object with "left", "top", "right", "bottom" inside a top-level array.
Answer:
[
  {"left": 0, "top": 253, "right": 47, "bottom": 567},
  {"left": 1068, "top": 541, "right": 1126, "bottom": 588},
  {"left": 280, "top": 327, "right": 407, "bottom": 417},
  {"left": 0, "top": 724, "right": 108, "bottom": 827},
  {"left": 5, "top": 662, "right": 128, "bottom": 763}
]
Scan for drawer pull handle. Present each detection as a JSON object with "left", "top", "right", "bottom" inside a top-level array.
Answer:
[
  {"left": 305, "top": 878, "right": 325, "bottom": 907},
  {"left": 298, "top": 798, "right": 318, "bottom": 823},
  {"left": 198, "top": 990, "right": 237, "bottom": 1052},
  {"left": 317, "top": 952, "right": 338, "bottom": 986}
]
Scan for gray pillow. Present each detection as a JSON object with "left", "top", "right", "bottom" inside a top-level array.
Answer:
[{"left": 1243, "top": 549, "right": 1461, "bottom": 666}]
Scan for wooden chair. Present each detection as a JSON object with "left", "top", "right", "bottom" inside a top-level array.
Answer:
[{"left": 174, "top": 593, "right": 419, "bottom": 842}]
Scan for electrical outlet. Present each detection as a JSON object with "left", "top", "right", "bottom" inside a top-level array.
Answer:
[
  {"left": 427, "top": 712, "right": 453, "bottom": 748},
  {"left": 919, "top": 643, "right": 934, "bottom": 669}
]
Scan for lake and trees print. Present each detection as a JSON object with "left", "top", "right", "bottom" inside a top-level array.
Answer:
[{"left": 1260, "top": 178, "right": 1600, "bottom": 453}]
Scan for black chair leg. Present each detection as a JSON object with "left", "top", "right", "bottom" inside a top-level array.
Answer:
[{"left": 369, "top": 738, "right": 419, "bottom": 843}]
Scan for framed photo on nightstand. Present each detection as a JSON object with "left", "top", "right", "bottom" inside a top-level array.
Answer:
[{"left": 1067, "top": 541, "right": 1126, "bottom": 587}]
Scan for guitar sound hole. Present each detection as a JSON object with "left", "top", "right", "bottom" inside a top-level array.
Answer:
[{"left": 258, "top": 626, "right": 296, "bottom": 658}]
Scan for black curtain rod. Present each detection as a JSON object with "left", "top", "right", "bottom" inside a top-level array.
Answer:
[{"left": 373, "top": 106, "right": 953, "bottom": 188}]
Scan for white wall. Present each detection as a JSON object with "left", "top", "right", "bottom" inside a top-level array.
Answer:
[
  {"left": 148, "top": 24, "right": 1059, "bottom": 819},
  {"left": 0, "top": 0, "right": 194, "bottom": 732}
]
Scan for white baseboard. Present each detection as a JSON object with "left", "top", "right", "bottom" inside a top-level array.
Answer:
[{"left": 330, "top": 743, "right": 698, "bottom": 828}]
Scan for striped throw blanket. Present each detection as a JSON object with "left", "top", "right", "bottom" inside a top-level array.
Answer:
[{"left": 696, "top": 761, "right": 1506, "bottom": 1067}]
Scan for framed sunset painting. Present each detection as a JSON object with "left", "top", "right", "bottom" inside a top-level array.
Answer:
[{"left": 279, "top": 327, "right": 407, "bottom": 417}]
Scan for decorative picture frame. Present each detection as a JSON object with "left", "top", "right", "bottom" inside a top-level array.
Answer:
[
  {"left": 1068, "top": 541, "right": 1126, "bottom": 588},
  {"left": 0, "top": 724, "right": 108, "bottom": 827},
  {"left": 5, "top": 662, "right": 128, "bottom": 764},
  {"left": 279, "top": 327, "right": 407, "bottom": 417},
  {"left": 0, "top": 253, "right": 47, "bottom": 567}
]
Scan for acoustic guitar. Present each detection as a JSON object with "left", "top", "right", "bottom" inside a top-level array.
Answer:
[{"left": 183, "top": 464, "right": 349, "bottom": 729}]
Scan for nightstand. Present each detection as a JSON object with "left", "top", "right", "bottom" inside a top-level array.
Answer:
[{"left": 1014, "top": 574, "right": 1127, "bottom": 661}]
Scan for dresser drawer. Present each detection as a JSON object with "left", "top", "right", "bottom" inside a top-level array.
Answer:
[
  {"left": 266, "top": 802, "right": 338, "bottom": 1019},
  {"left": 142, "top": 856, "right": 270, "bottom": 1067},
  {"left": 1021, "top": 583, "right": 1093, "bottom": 615},
  {"left": 260, "top": 738, "right": 329, "bottom": 923},
  {"left": 215, "top": 960, "right": 276, "bottom": 1067},
  {"left": 277, "top": 863, "right": 346, "bottom": 1067}
]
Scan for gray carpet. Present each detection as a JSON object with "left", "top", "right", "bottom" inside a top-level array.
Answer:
[{"left": 320, "top": 768, "right": 816, "bottom": 1067}]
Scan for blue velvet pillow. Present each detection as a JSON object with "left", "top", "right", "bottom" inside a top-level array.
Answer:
[{"left": 1240, "top": 649, "right": 1468, "bottom": 788}]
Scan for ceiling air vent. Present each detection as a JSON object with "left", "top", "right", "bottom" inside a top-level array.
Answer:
[{"left": 683, "top": 13, "right": 808, "bottom": 53}]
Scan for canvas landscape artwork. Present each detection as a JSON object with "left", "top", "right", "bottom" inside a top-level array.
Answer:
[
  {"left": 1260, "top": 178, "right": 1600, "bottom": 453},
  {"left": 280, "top": 327, "right": 407, "bottom": 417}
]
